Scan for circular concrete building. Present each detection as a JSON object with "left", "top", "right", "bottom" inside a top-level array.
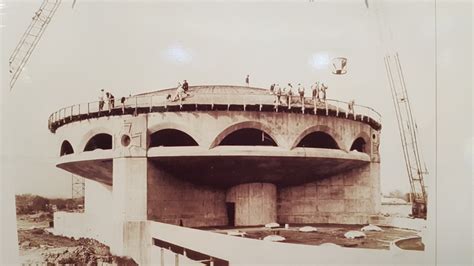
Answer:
[{"left": 49, "top": 85, "right": 382, "bottom": 262}]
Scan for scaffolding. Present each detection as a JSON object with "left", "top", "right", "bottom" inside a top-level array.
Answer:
[{"left": 71, "top": 174, "right": 85, "bottom": 199}]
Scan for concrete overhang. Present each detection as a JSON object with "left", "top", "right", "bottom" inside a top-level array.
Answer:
[
  {"left": 56, "top": 150, "right": 114, "bottom": 186},
  {"left": 148, "top": 146, "right": 370, "bottom": 187},
  {"left": 56, "top": 147, "right": 370, "bottom": 188}
]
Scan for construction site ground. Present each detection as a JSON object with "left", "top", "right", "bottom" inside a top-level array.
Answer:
[
  {"left": 17, "top": 212, "right": 137, "bottom": 265},
  {"left": 210, "top": 224, "right": 424, "bottom": 251}
]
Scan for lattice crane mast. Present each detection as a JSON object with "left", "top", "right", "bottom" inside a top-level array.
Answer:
[
  {"left": 384, "top": 53, "right": 428, "bottom": 219},
  {"left": 8, "top": 0, "right": 62, "bottom": 90}
]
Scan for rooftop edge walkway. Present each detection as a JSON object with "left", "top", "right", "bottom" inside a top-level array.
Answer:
[{"left": 48, "top": 85, "right": 382, "bottom": 133}]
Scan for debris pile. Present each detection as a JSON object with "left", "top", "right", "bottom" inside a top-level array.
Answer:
[{"left": 344, "top": 231, "right": 366, "bottom": 239}]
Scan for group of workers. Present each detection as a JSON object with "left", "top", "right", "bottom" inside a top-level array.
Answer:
[
  {"left": 168, "top": 80, "right": 190, "bottom": 103},
  {"left": 269, "top": 82, "right": 328, "bottom": 107},
  {"left": 98, "top": 89, "right": 127, "bottom": 113},
  {"left": 97, "top": 77, "right": 356, "bottom": 114}
]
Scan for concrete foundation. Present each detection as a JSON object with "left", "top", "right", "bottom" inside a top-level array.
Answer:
[{"left": 226, "top": 183, "right": 277, "bottom": 226}]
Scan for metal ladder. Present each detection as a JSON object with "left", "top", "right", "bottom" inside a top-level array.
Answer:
[
  {"left": 384, "top": 52, "right": 428, "bottom": 219},
  {"left": 8, "top": 0, "right": 62, "bottom": 90}
]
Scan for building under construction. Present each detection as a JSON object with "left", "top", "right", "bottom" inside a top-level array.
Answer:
[{"left": 49, "top": 85, "right": 383, "bottom": 264}]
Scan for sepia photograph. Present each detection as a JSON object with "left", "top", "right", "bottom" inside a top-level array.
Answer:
[{"left": 1, "top": 0, "right": 472, "bottom": 265}]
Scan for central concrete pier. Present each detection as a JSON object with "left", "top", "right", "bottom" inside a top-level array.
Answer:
[{"left": 226, "top": 183, "right": 277, "bottom": 226}]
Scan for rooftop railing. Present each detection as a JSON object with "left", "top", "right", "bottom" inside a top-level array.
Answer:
[{"left": 48, "top": 89, "right": 382, "bottom": 133}]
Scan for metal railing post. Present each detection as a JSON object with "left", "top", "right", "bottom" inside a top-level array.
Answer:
[
  {"left": 134, "top": 96, "right": 138, "bottom": 116},
  {"left": 70, "top": 106, "right": 73, "bottom": 120},
  {"left": 301, "top": 97, "right": 305, "bottom": 113},
  {"left": 313, "top": 98, "right": 317, "bottom": 114},
  {"left": 149, "top": 95, "right": 153, "bottom": 112}
]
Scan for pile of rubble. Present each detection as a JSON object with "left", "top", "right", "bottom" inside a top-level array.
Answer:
[{"left": 40, "top": 237, "right": 135, "bottom": 265}]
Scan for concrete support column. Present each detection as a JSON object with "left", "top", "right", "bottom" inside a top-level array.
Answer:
[
  {"left": 226, "top": 183, "right": 277, "bottom": 226},
  {"left": 370, "top": 162, "right": 381, "bottom": 214},
  {"left": 111, "top": 157, "right": 147, "bottom": 256}
]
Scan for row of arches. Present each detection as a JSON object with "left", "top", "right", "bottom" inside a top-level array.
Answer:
[{"left": 60, "top": 128, "right": 368, "bottom": 156}]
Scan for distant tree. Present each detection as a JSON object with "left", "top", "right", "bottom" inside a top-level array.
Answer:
[
  {"left": 31, "top": 196, "right": 50, "bottom": 212},
  {"left": 388, "top": 190, "right": 409, "bottom": 202}
]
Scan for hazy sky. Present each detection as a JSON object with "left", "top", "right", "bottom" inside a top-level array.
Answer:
[{"left": 1, "top": 0, "right": 438, "bottom": 198}]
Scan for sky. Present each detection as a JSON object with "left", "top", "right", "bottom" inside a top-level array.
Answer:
[{"left": 0, "top": 0, "right": 438, "bottom": 198}]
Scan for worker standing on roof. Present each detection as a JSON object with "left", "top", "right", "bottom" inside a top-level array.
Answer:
[
  {"left": 98, "top": 89, "right": 105, "bottom": 112},
  {"left": 298, "top": 84, "right": 305, "bottom": 105},
  {"left": 320, "top": 83, "right": 328, "bottom": 102},
  {"left": 120, "top": 97, "right": 126, "bottom": 114},
  {"left": 245, "top": 75, "right": 250, "bottom": 86},
  {"left": 348, "top": 99, "right": 355, "bottom": 115},
  {"left": 105, "top": 92, "right": 115, "bottom": 113},
  {"left": 275, "top": 84, "right": 282, "bottom": 105},
  {"left": 269, "top": 83, "right": 275, "bottom": 94}
]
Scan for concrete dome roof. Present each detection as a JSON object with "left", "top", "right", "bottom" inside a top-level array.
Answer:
[{"left": 136, "top": 85, "right": 268, "bottom": 97}]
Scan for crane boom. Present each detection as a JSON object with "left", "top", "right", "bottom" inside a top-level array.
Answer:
[
  {"left": 8, "top": 0, "right": 61, "bottom": 90},
  {"left": 384, "top": 53, "right": 428, "bottom": 219}
]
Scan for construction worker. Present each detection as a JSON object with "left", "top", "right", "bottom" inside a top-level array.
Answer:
[
  {"left": 298, "top": 84, "right": 305, "bottom": 104},
  {"left": 320, "top": 83, "right": 328, "bottom": 102},
  {"left": 269, "top": 83, "right": 275, "bottom": 94},
  {"left": 182, "top": 80, "right": 189, "bottom": 96},
  {"left": 245, "top": 75, "right": 250, "bottom": 86},
  {"left": 98, "top": 89, "right": 105, "bottom": 112},
  {"left": 172, "top": 82, "right": 185, "bottom": 105},
  {"left": 275, "top": 84, "right": 282, "bottom": 105},
  {"left": 120, "top": 97, "right": 126, "bottom": 114},
  {"left": 105, "top": 92, "right": 115, "bottom": 113},
  {"left": 348, "top": 99, "right": 355, "bottom": 114}
]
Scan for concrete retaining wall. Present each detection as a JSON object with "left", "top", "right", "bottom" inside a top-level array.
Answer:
[
  {"left": 147, "top": 163, "right": 227, "bottom": 227},
  {"left": 147, "top": 221, "right": 430, "bottom": 265},
  {"left": 54, "top": 180, "right": 115, "bottom": 246},
  {"left": 278, "top": 162, "right": 381, "bottom": 224}
]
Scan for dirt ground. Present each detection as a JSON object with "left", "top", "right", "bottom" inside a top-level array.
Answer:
[
  {"left": 17, "top": 212, "right": 137, "bottom": 265},
  {"left": 211, "top": 223, "right": 423, "bottom": 250}
]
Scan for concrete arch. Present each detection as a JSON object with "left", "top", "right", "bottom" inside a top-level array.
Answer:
[
  {"left": 209, "top": 121, "right": 283, "bottom": 149},
  {"left": 149, "top": 129, "right": 199, "bottom": 147},
  {"left": 350, "top": 131, "right": 371, "bottom": 153},
  {"left": 148, "top": 121, "right": 203, "bottom": 147},
  {"left": 291, "top": 125, "right": 346, "bottom": 151},
  {"left": 79, "top": 127, "right": 114, "bottom": 152},
  {"left": 60, "top": 140, "right": 74, "bottom": 156},
  {"left": 84, "top": 133, "right": 113, "bottom": 151}
]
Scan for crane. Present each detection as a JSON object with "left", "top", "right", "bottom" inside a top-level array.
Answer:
[
  {"left": 9, "top": 0, "right": 84, "bottom": 197},
  {"left": 369, "top": 0, "right": 428, "bottom": 219},
  {"left": 8, "top": 0, "right": 62, "bottom": 90},
  {"left": 332, "top": 1, "right": 429, "bottom": 219},
  {"left": 384, "top": 53, "right": 428, "bottom": 219}
]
